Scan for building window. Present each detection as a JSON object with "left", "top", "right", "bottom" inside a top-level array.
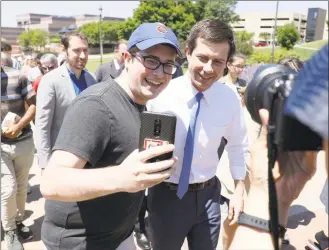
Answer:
[
  {"left": 261, "top": 18, "right": 274, "bottom": 21},
  {"left": 234, "top": 26, "right": 245, "bottom": 28},
  {"left": 277, "top": 18, "right": 290, "bottom": 21},
  {"left": 260, "top": 26, "right": 273, "bottom": 28}
]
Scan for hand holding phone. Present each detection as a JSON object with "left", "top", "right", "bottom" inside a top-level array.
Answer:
[{"left": 139, "top": 111, "right": 177, "bottom": 163}]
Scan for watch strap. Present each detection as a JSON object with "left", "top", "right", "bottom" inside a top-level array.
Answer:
[{"left": 238, "top": 212, "right": 287, "bottom": 238}]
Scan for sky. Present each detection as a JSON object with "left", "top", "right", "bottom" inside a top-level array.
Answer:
[{"left": 1, "top": 1, "right": 328, "bottom": 28}]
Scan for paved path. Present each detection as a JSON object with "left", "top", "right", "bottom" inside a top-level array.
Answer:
[{"left": 1, "top": 152, "right": 327, "bottom": 249}]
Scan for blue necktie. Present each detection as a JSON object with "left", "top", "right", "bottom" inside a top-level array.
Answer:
[{"left": 177, "top": 92, "right": 203, "bottom": 199}]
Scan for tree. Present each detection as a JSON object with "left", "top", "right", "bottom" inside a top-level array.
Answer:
[
  {"left": 276, "top": 24, "right": 300, "bottom": 50},
  {"left": 18, "top": 31, "right": 30, "bottom": 48},
  {"left": 326, "top": 20, "right": 328, "bottom": 31},
  {"left": 259, "top": 32, "right": 271, "bottom": 43},
  {"left": 79, "top": 22, "right": 99, "bottom": 45},
  {"left": 102, "top": 21, "right": 121, "bottom": 44},
  {"left": 117, "top": 0, "right": 240, "bottom": 42},
  {"left": 49, "top": 34, "right": 61, "bottom": 43},
  {"left": 234, "top": 31, "right": 254, "bottom": 56},
  {"left": 18, "top": 29, "right": 48, "bottom": 50},
  {"left": 118, "top": 0, "right": 196, "bottom": 41},
  {"left": 79, "top": 21, "right": 120, "bottom": 46},
  {"left": 202, "top": 0, "right": 240, "bottom": 24}
]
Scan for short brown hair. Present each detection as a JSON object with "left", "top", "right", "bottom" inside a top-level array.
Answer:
[
  {"left": 61, "top": 31, "right": 88, "bottom": 50},
  {"left": 278, "top": 56, "right": 303, "bottom": 72},
  {"left": 228, "top": 52, "right": 245, "bottom": 64},
  {"left": 187, "top": 19, "right": 235, "bottom": 60},
  {"left": 114, "top": 40, "right": 127, "bottom": 51},
  {"left": 1, "top": 42, "right": 12, "bottom": 52}
]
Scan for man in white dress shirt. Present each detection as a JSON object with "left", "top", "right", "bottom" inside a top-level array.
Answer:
[{"left": 147, "top": 19, "right": 248, "bottom": 250}]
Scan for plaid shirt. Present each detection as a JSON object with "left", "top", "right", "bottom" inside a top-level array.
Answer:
[{"left": 1, "top": 66, "right": 36, "bottom": 143}]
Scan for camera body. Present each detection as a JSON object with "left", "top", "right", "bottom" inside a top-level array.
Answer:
[{"left": 244, "top": 64, "right": 323, "bottom": 152}]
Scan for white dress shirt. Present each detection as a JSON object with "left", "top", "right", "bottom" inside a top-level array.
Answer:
[
  {"left": 147, "top": 74, "right": 248, "bottom": 184},
  {"left": 217, "top": 107, "right": 261, "bottom": 199},
  {"left": 113, "top": 59, "right": 121, "bottom": 71}
]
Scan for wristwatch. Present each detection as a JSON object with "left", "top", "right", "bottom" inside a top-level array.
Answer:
[{"left": 238, "top": 212, "right": 286, "bottom": 238}]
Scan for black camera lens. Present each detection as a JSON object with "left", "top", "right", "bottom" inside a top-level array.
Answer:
[
  {"left": 154, "top": 119, "right": 161, "bottom": 136},
  {"left": 244, "top": 64, "right": 295, "bottom": 124}
]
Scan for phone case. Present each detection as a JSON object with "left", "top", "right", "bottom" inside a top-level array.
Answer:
[{"left": 139, "top": 111, "right": 177, "bottom": 162}]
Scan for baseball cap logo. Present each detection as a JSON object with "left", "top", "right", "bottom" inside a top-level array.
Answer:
[{"left": 156, "top": 24, "right": 168, "bottom": 34}]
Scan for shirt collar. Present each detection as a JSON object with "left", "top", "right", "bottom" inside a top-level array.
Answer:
[
  {"left": 113, "top": 59, "right": 121, "bottom": 71},
  {"left": 183, "top": 72, "right": 215, "bottom": 106},
  {"left": 65, "top": 63, "right": 85, "bottom": 78}
]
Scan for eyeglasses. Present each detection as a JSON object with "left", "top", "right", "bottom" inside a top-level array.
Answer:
[
  {"left": 232, "top": 64, "right": 245, "bottom": 70},
  {"left": 131, "top": 53, "right": 177, "bottom": 75},
  {"left": 41, "top": 65, "right": 55, "bottom": 71}
]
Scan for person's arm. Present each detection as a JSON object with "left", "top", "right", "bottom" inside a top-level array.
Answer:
[
  {"left": 230, "top": 188, "right": 276, "bottom": 249},
  {"left": 41, "top": 145, "right": 176, "bottom": 202},
  {"left": 2, "top": 76, "right": 36, "bottom": 138},
  {"left": 35, "top": 77, "right": 55, "bottom": 169},
  {"left": 40, "top": 95, "right": 177, "bottom": 202},
  {"left": 225, "top": 99, "right": 248, "bottom": 217}
]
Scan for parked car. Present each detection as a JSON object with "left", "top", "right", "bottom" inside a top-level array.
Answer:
[{"left": 254, "top": 41, "right": 267, "bottom": 47}]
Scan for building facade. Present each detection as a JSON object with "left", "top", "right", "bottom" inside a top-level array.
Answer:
[
  {"left": 14, "top": 13, "right": 124, "bottom": 35},
  {"left": 232, "top": 11, "right": 307, "bottom": 44},
  {"left": 305, "top": 8, "right": 327, "bottom": 42},
  {"left": 1, "top": 13, "right": 126, "bottom": 53}
]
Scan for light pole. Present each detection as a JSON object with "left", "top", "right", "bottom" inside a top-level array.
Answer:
[
  {"left": 270, "top": 1, "right": 279, "bottom": 63},
  {"left": 99, "top": 6, "right": 103, "bottom": 64},
  {"left": 25, "top": 21, "right": 31, "bottom": 52}
]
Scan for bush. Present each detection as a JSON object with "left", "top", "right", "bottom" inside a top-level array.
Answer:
[
  {"left": 234, "top": 31, "right": 254, "bottom": 56},
  {"left": 248, "top": 49, "right": 301, "bottom": 64},
  {"left": 235, "top": 39, "right": 254, "bottom": 56},
  {"left": 277, "top": 24, "right": 300, "bottom": 50}
]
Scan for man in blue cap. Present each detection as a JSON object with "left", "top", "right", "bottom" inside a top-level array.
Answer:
[{"left": 40, "top": 23, "right": 181, "bottom": 250}]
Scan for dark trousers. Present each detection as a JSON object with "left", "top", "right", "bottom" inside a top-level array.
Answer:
[
  {"left": 134, "top": 195, "right": 148, "bottom": 235},
  {"left": 147, "top": 177, "right": 221, "bottom": 250}
]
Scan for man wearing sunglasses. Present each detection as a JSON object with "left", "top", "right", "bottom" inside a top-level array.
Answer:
[
  {"left": 40, "top": 23, "right": 181, "bottom": 250},
  {"left": 95, "top": 40, "right": 127, "bottom": 82},
  {"left": 31, "top": 53, "right": 58, "bottom": 92}
]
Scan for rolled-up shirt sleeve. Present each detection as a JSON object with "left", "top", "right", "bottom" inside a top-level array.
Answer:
[{"left": 225, "top": 102, "right": 248, "bottom": 180}]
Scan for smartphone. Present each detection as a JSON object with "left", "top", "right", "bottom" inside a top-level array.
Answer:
[{"left": 139, "top": 111, "right": 177, "bottom": 163}]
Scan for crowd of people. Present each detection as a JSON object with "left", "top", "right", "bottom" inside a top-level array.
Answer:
[{"left": 1, "top": 18, "right": 328, "bottom": 250}]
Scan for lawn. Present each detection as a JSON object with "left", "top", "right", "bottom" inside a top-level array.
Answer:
[
  {"left": 86, "top": 57, "right": 113, "bottom": 73},
  {"left": 299, "top": 40, "right": 328, "bottom": 49},
  {"left": 253, "top": 46, "right": 317, "bottom": 61}
]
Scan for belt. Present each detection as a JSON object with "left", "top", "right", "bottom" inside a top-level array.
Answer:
[{"left": 165, "top": 177, "right": 215, "bottom": 192}]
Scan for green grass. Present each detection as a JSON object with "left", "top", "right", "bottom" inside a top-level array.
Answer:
[
  {"left": 299, "top": 40, "right": 328, "bottom": 49},
  {"left": 253, "top": 46, "right": 317, "bottom": 62},
  {"left": 86, "top": 57, "right": 112, "bottom": 73}
]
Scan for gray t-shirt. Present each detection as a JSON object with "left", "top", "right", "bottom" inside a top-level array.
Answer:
[{"left": 41, "top": 79, "right": 145, "bottom": 250}]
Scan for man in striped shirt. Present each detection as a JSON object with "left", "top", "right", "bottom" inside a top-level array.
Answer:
[{"left": 1, "top": 52, "right": 36, "bottom": 250}]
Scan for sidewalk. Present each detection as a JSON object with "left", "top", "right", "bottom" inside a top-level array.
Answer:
[{"left": 1, "top": 152, "right": 327, "bottom": 249}]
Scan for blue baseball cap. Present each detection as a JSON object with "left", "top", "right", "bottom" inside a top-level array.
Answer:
[{"left": 127, "top": 23, "right": 182, "bottom": 57}]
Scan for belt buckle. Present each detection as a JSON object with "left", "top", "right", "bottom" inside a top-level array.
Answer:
[{"left": 199, "top": 182, "right": 206, "bottom": 190}]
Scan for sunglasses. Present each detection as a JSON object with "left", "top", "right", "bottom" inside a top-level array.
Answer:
[{"left": 41, "top": 65, "right": 55, "bottom": 71}]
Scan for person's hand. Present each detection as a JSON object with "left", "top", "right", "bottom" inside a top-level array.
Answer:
[
  {"left": 2, "top": 124, "right": 22, "bottom": 139},
  {"left": 249, "top": 109, "right": 318, "bottom": 225},
  {"left": 119, "top": 144, "right": 177, "bottom": 193},
  {"left": 228, "top": 182, "right": 244, "bottom": 225}
]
